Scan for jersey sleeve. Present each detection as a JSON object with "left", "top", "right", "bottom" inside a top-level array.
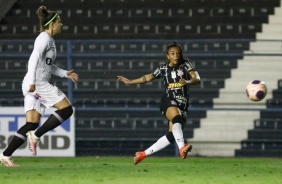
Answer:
[
  {"left": 184, "top": 59, "right": 196, "bottom": 73},
  {"left": 152, "top": 65, "right": 161, "bottom": 79},
  {"left": 25, "top": 33, "right": 49, "bottom": 84},
  {"left": 51, "top": 64, "right": 68, "bottom": 78}
]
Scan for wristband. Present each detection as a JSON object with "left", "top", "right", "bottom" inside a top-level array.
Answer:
[
  {"left": 143, "top": 75, "right": 147, "bottom": 83},
  {"left": 186, "top": 80, "right": 191, "bottom": 85}
]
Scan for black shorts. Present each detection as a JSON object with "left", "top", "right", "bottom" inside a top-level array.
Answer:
[{"left": 159, "top": 95, "right": 189, "bottom": 119}]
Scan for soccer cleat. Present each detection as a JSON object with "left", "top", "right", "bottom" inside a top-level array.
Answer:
[
  {"left": 26, "top": 131, "right": 39, "bottom": 156},
  {"left": 134, "top": 151, "right": 146, "bottom": 165},
  {"left": 179, "top": 144, "right": 193, "bottom": 159},
  {"left": 0, "top": 153, "right": 19, "bottom": 167}
]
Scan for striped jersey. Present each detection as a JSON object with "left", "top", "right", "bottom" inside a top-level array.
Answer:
[{"left": 152, "top": 59, "right": 195, "bottom": 100}]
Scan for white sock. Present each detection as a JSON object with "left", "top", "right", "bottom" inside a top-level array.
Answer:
[
  {"left": 172, "top": 123, "right": 185, "bottom": 149},
  {"left": 144, "top": 135, "right": 171, "bottom": 156}
]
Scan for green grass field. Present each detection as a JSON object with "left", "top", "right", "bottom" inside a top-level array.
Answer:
[{"left": 0, "top": 157, "right": 281, "bottom": 184}]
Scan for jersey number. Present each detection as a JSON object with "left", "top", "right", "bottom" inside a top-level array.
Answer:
[{"left": 46, "top": 58, "right": 53, "bottom": 65}]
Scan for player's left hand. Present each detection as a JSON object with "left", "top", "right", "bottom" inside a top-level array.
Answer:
[
  {"left": 67, "top": 69, "right": 79, "bottom": 82},
  {"left": 178, "top": 78, "right": 187, "bottom": 86}
]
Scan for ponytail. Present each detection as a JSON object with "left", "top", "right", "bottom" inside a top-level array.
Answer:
[{"left": 37, "top": 6, "right": 58, "bottom": 31}]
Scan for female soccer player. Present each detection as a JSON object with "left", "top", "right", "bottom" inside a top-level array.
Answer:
[
  {"left": 117, "top": 41, "right": 201, "bottom": 165},
  {"left": 0, "top": 6, "right": 78, "bottom": 167}
]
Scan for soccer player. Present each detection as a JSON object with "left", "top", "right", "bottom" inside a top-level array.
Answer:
[
  {"left": 117, "top": 41, "right": 201, "bottom": 165},
  {"left": 0, "top": 6, "right": 78, "bottom": 167}
]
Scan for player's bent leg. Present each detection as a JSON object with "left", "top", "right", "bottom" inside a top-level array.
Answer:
[
  {"left": 28, "top": 105, "right": 73, "bottom": 156},
  {"left": 35, "top": 105, "right": 73, "bottom": 137},
  {"left": 3, "top": 122, "right": 39, "bottom": 157}
]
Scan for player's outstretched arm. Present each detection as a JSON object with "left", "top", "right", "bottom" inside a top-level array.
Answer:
[{"left": 117, "top": 74, "right": 154, "bottom": 85}]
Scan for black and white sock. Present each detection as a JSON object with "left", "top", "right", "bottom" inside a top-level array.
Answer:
[
  {"left": 35, "top": 106, "right": 73, "bottom": 138},
  {"left": 3, "top": 122, "right": 38, "bottom": 156}
]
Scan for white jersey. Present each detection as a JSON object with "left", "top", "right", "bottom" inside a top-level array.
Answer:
[
  {"left": 23, "top": 31, "right": 67, "bottom": 86},
  {"left": 22, "top": 32, "right": 68, "bottom": 113}
]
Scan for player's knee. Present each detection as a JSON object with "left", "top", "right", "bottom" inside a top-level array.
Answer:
[
  {"left": 166, "top": 132, "right": 175, "bottom": 143},
  {"left": 55, "top": 106, "right": 73, "bottom": 121},
  {"left": 172, "top": 115, "right": 182, "bottom": 124}
]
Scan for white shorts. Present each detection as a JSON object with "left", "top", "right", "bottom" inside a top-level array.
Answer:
[{"left": 22, "top": 82, "right": 67, "bottom": 115}]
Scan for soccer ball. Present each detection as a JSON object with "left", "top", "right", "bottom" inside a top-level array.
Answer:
[{"left": 246, "top": 80, "right": 267, "bottom": 101}]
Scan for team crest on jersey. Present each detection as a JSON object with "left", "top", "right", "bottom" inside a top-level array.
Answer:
[{"left": 177, "top": 69, "right": 184, "bottom": 77}]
